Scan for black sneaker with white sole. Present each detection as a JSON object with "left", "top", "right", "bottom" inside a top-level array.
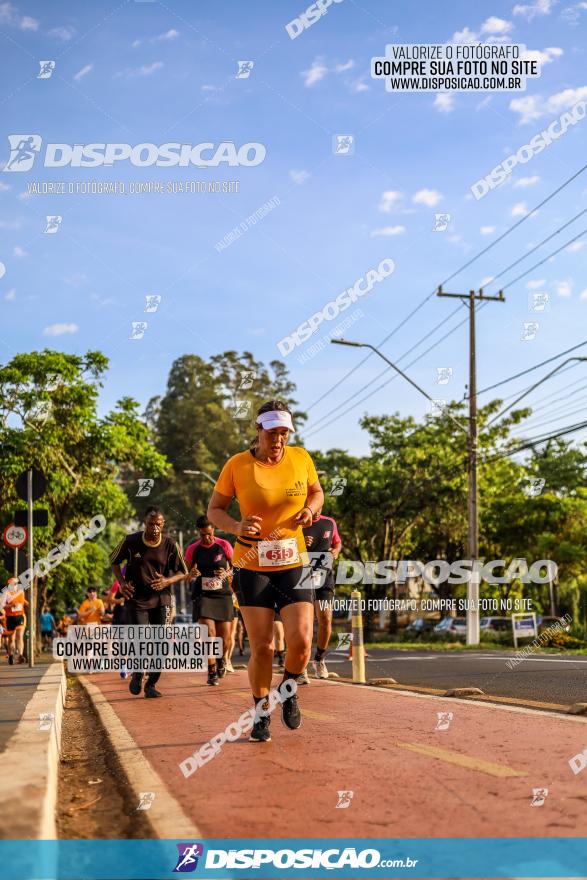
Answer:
[
  {"left": 280, "top": 686, "right": 302, "bottom": 730},
  {"left": 207, "top": 667, "right": 219, "bottom": 686},
  {"left": 217, "top": 658, "right": 226, "bottom": 679},
  {"left": 249, "top": 715, "right": 271, "bottom": 742}
]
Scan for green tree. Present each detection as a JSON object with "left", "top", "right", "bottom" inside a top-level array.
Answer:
[{"left": 0, "top": 350, "right": 169, "bottom": 627}]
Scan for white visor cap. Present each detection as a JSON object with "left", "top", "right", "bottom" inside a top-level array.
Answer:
[{"left": 256, "top": 409, "right": 295, "bottom": 432}]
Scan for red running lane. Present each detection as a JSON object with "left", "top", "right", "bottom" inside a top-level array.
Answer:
[{"left": 88, "top": 671, "right": 586, "bottom": 839}]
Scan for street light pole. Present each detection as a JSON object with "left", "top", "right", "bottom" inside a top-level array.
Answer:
[{"left": 183, "top": 469, "right": 216, "bottom": 486}]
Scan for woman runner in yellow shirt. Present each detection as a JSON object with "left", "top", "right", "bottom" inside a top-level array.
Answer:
[{"left": 207, "top": 399, "right": 324, "bottom": 742}]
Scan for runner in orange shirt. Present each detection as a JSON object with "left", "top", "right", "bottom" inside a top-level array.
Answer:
[
  {"left": 4, "top": 579, "right": 28, "bottom": 664},
  {"left": 207, "top": 399, "right": 324, "bottom": 742},
  {"left": 77, "top": 588, "right": 105, "bottom": 626}
]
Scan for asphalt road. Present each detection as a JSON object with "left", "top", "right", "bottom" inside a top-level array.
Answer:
[{"left": 319, "top": 648, "right": 587, "bottom": 707}]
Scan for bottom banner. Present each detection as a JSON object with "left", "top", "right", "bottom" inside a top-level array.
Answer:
[{"left": 0, "top": 838, "right": 585, "bottom": 879}]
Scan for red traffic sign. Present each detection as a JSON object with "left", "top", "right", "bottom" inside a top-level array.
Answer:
[{"left": 3, "top": 524, "right": 28, "bottom": 549}]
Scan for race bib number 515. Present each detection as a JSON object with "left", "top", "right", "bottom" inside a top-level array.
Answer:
[{"left": 258, "top": 538, "right": 300, "bottom": 567}]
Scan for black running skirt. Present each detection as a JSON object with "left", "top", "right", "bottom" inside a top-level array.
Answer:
[{"left": 193, "top": 593, "right": 234, "bottom": 622}]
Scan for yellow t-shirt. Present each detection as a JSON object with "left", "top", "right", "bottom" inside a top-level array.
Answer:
[
  {"left": 214, "top": 446, "right": 318, "bottom": 571},
  {"left": 77, "top": 598, "right": 105, "bottom": 625}
]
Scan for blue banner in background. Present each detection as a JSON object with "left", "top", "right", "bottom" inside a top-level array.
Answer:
[{"left": 0, "top": 838, "right": 586, "bottom": 879}]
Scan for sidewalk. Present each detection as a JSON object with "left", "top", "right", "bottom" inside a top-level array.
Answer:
[
  {"left": 0, "top": 661, "right": 66, "bottom": 839},
  {"left": 80, "top": 669, "right": 587, "bottom": 840}
]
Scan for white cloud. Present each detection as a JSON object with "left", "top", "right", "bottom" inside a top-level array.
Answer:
[
  {"left": 0, "top": 181, "right": 10, "bottom": 192},
  {"left": 131, "top": 39, "right": 141, "bottom": 48},
  {"left": 302, "top": 59, "right": 328, "bottom": 87},
  {"left": 335, "top": 59, "right": 355, "bottom": 72},
  {"left": 527, "top": 279, "right": 545, "bottom": 288},
  {"left": 154, "top": 28, "right": 179, "bottom": 41},
  {"left": 452, "top": 26, "right": 479, "bottom": 43},
  {"left": 48, "top": 25, "right": 76, "bottom": 41},
  {"left": 17, "top": 190, "right": 31, "bottom": 201},
  {"left": 351, "top": 77, "right": 370, "bottom": 93},
  {"left": 20, "top": 14, "right": 37, "bottom": 30},
  {"left": 562, "top": 2, "right": 587, "bottom": 25},
  {"left": 481, "top": 16, "right": 513, "bottom": 33},
  {"left": 0, "top": 3, "right": 38, "bottom": 30},
  {"left": 43, "top": 323, "right": 79, "bottom": 336},
  {"left": 120, "top": 61, "right": 164, "bottom": 78},
  {"left": 580, "top": 287, "right": 587, "bottom": 299},
  {"left": 413, "top": 188, "right": 443, "bottom": 207},
  {"left": 378, "top": 190, "right": 403, "bottom": 212},
  {"left": 510, "top": 86, "right": 587, "bottom": 122},
  {"left": 521, "top": 46, "right": 563, "bottom": 65},
  {"left": 4, "top": 288, "right": 16, "bottom": 301},
  {"left": 480, "top": 225, "right": 496, "bottom": 234},
  {"left": 476, "top": 95, "right": 493, "bottom": 110},
  {"left": 370, "top": 225, "right": 406, "bottom": 237},
  {"left": 13, "top": 244, "right": 27, "bottom": 257},
  {"left": 513, "top": 0, "right": 553, "bottom": 19},
  {"left": 289, "top": 169, "right": 310, "bottom": 185},
  {"left": 434, "top": 93, "right": 454, "bottom": 113},
  {"left": 567, "top": 240, "right": 585, "bottom": 252},
  {"left": 514, "top": 175, "right": 540, "bottom": 187},
  {"left": 554, "top": 278, "right": 572, "bottom": 297},
  {"left": 74, "top": 64, "right": 93, "bottom": 81},
  {"left": 63, "top": 273, "right": 88, "bottom": 287},
  {"left": 511, "top": 202, "right": 529, "bottom": 217},
  {"left": 201, "top": 84, "right": 216, "bottom": 92}
]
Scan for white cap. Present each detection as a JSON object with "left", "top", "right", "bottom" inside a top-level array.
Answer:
[{"left": 256, "top": 409, "right": 295, "bottom": 432}]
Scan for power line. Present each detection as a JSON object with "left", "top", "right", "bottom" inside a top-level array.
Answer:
[
  {"left": 484, "top": 207, "right": 587, "bottom": 287},
  {"left": 306, "top": 162, "right": 587, "bottom": 414},
  {"left": 477, "top": 338, "right": 587, "bottom": 396},
  {"left": 500, "top": 224, "right": 587, "bottom": 291},
  {"left": 485, "top": 419, "right": 587, "bottom": 462}
]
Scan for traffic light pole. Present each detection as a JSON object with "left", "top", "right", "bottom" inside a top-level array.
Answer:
[{"left": 437, "top": 287, "right": 505, "bottom": 645}]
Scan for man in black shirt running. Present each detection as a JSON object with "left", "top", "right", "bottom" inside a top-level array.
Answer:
[{"left": 110, "top": 506, "right": 188, "bottom": 698}]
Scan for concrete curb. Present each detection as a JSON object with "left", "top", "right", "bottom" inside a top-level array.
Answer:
[
  {"left": 0, "top": 662, "right": 66, "bottom": 839},
  {"left": 78, "top": 675, "right": 202, "bottom": 840}
]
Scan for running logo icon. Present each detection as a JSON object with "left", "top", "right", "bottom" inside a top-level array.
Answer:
[
  {"left": 522, "top": 477, "right": 545, "bottom": 498},
  {"left": 435, "top": 367, "right": 452, "bottom": 385},
  {"left": 137, "top": 791, "right": 155, "bottom": 810},
  {"left": 38, "top": 61, "right": 56, "bottom": 79},
  {"left": 530, "top": 787, "right": 548, "bottom": 807},
  {"left": 237, "top": 370, "right": 256, "bottom": 390},
  {"left": 130, "top": 321, "right": 148, "bottom": 340},
  {"left": 329, "top": 475, "right": 347, "bottom": 496},
  {"left": 435, "top": 711, "right": 453, "bottom": 731},
  {"left": 4, "top": 135, "right": 42, "bottom": 172},
  {"left": 44, "top": 215, "right": 62, "bottom": 234},
  {"left": 333, "top": 134, "right": 354, "bottom": 156},
  {"left": 236, "top": 60, "right": 254, "bottom": 79},
  {"left": 136, "top": 478, "right": 154, "bottom": 497},
  {"left": 336, "top": 790, "right": 354, "bottom": 809},
  {"left": 432, "top": 213, "right": 451, "bottom": 232},
  {"left": 231, "top": 399, "right": 252, "bottom": 419},
  {"left": 173, "top": 843, "right": 204, "bottom": 873},
  {"left": 521, "top": 321, "right": 539, "bottom": 342},
  {"left": 336, "top": 632, "right": 352, "bottom": 652},
  {"left": 145, "top": 295, "right": 161, "bottom": 313}
]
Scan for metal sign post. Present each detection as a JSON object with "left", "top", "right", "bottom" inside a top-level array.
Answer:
[{"left": 28, "top": 469, "right": 35, "bottom": 668}]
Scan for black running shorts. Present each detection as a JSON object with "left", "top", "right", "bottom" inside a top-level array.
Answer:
[
  {"left": 233, "top": 566, "right": 314, "bottom": 610},
  {"left": 5, "top": 615, "right": 25, "bottom": 632}
]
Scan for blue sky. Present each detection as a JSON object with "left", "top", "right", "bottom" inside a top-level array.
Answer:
[{"left": 0, "top": 0, "right": 586, "bottom": 455}]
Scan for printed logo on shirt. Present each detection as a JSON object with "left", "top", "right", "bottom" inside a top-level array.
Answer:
[
  {"left": 134, "top": 553, "right": 141, "bottom": 558},
  {"left": 285, "top": 480, "right": 306, "bottom": 497},
  {"left": 324, "top": 530, "right": 331, "bottom": 538},
  {"left": 214, "top": 554, "right": 222, "bottom": 562}
]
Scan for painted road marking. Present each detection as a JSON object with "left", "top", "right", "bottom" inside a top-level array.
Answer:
[
  {"left": 396, "top": 741, "right": 527, "bottom": 778},
  {"left": 302, "top": 708, "right": 336, "bottom": 721}
]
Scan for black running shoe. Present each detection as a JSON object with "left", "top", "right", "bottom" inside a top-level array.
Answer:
[
  {"left": 207, "top": 668, "right": 219, "bottom": 686},
  {"left": 8, "top": 654, "right": 13, "bottom": 666},
  {"left": 129, "top": 673, "right": 142, "bottom": 695},
  {"left": 249, "top": 715, "right": 271, "bottom": 742},
  {"left": 280, "top": 687, "right": 302, "bottom": 730},
  {"left": 144, "top": 685, "right": 162, "bottom": 698},
  {"left": 217, "top": 658, "right": 226, "bottom": 679}
]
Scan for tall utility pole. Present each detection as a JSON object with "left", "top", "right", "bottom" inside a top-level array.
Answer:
[{"left": 436, "top": 287, "right": 505, "bottom": 645}]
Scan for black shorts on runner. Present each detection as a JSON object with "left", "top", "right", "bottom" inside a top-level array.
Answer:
[
  {"left": 193, "top": 594, "right": 234, "bottom": 623},
  {"left": 314, "top": 584, "right": 334, "bottom": 604},
  {"left": 233, "top": 566, "right": 314, "bottom": 610},
  {"left": 5, "top": 616, "right": 25, "bottom": 632}
]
